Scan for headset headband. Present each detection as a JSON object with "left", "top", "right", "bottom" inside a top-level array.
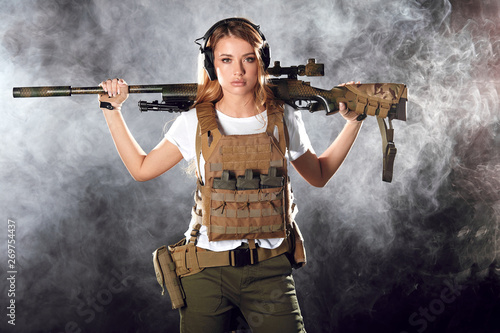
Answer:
[{"left": 195, "top": 17, "right": 267, "bottom": 52}]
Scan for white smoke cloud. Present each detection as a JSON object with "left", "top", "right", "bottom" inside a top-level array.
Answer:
[{"left": 0, "top": 0, "right": 498, "bottom": 332}]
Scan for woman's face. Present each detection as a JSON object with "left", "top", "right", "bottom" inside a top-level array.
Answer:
[{"left": 213, "top": 36, "right": 259, "bottom": 99}]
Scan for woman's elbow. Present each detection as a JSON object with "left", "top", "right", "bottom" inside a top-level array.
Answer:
[
  {"left": 129, "top": 170, "right": 151, "bottom": 182},
  {"left": 307, "top": 177, "right": 329, "bottom": 188},
  {"left": 133, "top": 176, "right": 148, "bottom": 182},
  {"left": 131, "top": 174, "right": 146, "bottom": 182}
]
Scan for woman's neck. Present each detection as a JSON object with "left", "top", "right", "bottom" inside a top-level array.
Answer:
[{"left": 216, "top": 95, "right": 264, "bottom": 118}]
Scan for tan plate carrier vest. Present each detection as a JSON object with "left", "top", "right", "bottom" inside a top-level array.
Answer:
[{"left": 194, "top": 102, "right": 295, "bottom": 242}]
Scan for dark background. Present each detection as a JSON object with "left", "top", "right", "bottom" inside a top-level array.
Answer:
[{"left": 1, "top": 0, "right": 499, "bottom": 332}]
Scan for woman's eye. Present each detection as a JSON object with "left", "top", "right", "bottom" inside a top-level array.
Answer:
[
  {"left": 222, "top": 58, "right": 231, "bottom": 63},
  {"left": 245, "top": 57, "right": 256, "bottom": 63}
]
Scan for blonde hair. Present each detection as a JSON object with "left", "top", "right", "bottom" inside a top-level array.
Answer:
[{"left": 194, "top": 18, "right": 280, "bottom": 112}]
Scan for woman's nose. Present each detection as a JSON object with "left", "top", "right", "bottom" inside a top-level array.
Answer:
[{"left": 234, "top": 61, "right": 245, "bottom": 75}]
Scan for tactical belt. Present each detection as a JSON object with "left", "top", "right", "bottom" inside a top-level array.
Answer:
[{"left": 194, "top": 238, "right": 290, "bottom": 268}]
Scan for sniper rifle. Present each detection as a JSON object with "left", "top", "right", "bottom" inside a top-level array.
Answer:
[{"left": 13, "top": 59, "right": 407, "bottom": 182}]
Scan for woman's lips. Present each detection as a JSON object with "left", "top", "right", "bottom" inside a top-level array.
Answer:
[{"left": 231, "top": 80, "right": 246, "bottom": 86}]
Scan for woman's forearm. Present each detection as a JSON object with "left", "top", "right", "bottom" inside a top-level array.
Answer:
[
  {"left": 292, "top": 120, "right": 362, "bottom": 188},
  {"left": 102, "top": 108, "right": 147, "bottom": 180},
  {"left": 317, "top": 121, "right": 362, "bottom": 182}
]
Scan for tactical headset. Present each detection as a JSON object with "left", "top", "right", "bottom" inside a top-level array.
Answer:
[{"left": 195, "top": 18, "right": 271, "bottom": 81}]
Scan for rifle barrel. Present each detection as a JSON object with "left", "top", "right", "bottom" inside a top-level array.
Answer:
[{"left": 13, "top": 84, "right": 197, "bottom": 98}]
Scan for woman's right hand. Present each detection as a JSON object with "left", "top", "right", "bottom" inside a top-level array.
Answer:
[
  {"left": 338, "top": 81, "right": 363, "bottom": 123},
  {"left": 98, "top": 78, "right": 129, "bottom": 110}
]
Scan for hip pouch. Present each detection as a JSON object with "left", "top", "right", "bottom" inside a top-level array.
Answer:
[
  {"left": 289, "top": 220, "right": 307, "bottom": 268},
  {"left": 152, "top": 245, "right": 186, "bottom": 309},
  {"left": 168, "top": 237, "right": 204, "bottom": 278}
]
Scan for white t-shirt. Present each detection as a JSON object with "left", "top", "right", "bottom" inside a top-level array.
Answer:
[{"left": 165, "top": 105, "right": 313, "bottom": 251}]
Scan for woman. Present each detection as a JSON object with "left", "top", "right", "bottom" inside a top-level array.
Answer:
[{"left": 99, "top": 17, "right": 362, "bottom": 333}]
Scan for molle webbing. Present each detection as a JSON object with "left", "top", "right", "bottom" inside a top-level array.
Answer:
[
  {"left": 196, "top": 104, "right": 287, "bottom": 166},
  {"left": 208, "top": 137, "right": 284, "bottom": 173},
  {"left": 210, "top": 224, "right": 285, "bottom": 236},
  {"left": 208, "top": 186, "right": 285, "bottom": 239},
  {"left": 198, "top": 172, "right": 288, "bottom": 241},
  {"left": 211, "top": 189, "right": 284, "bottom": 203}
]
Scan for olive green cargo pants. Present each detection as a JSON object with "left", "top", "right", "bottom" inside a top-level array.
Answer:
[{"left": 179, "top": 253, "right": 306, "bottom": 333}]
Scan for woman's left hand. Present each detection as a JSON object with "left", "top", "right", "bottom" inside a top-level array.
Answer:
[{"left": 338, "top": 81, "right": 362, "bottom": 123}]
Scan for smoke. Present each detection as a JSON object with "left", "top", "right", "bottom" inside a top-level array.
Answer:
[{"left": 1, "top": 0, "right": 499, "bottom": 332}]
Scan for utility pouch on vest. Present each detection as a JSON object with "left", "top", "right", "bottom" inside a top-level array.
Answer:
[
  {"left": 260, "top": 167, "right": 284, "bottom": 188},
  {"left": 152, "top": 245, "right": 186, "bottom": 309},
  {"left": 236, "top": 169, "right": 260, "bottom": 190},
  {"left": 213, "top": 170, "right": 236, "bottom": 190}
]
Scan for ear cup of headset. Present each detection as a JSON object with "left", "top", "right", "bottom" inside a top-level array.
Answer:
[
  {"left": 260, "top": 42, "right": 271, "bottom": 70},
  {"left": 203, "top": 47, "right": 217, "bottom": 81}
]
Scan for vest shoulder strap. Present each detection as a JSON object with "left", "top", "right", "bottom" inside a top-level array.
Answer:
[
  {"left": 195, "top": 103, "right": 221, "bottom": 182},
  {"left": 266, "top": 104, "right": 288, "bottom": 155},
  {"left": 196, "top": 102, "right": 218, "bottom": 134}
]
